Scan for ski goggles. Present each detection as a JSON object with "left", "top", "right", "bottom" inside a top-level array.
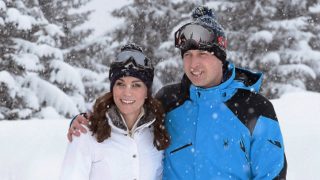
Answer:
[
  {"left": 174, "top": 23, "right": 226, "bottom": 51},
  {"left": 112, "top": 50, "right": 153, "bottom": 70}
]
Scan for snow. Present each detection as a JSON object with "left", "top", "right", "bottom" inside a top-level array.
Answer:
[
  {"left": 0, "top": 71, "right": 18, "bottom": 97},
  {"left": 272, "top": 91, "right": 320, "bottom": 178},
  {"left": 13, "top": 39, "right": 64, "bottom": 61},
  {"left": 36, "top": 107, "right": 64, "bottom": 119},
  {"left": 44, "top": 24, "right": 65, "bottom": 37},
  {"left": 309, "top": 3, "right": 320, "bottom": 13},
  {"left": 0, "top": 0, "right": 6, "bottom": 11},
  {"left": 23, "top": 75, "right": 80, "bottom": 117},
  {"left": 5, "top": 8, "right": 35, "bottom": 30},
  {"left": 294, "top": 41, "right": 320, "bottom": 74},
  {"left": 267, "top": 17, "right": 309, "bottom": 31},
  {"left": 156, "top": 57, "right": 181, "bottom": 69},
  {"left": 12, "top": 53, "right": 43, "bottom": 72},
  {"left": 49, "top": 60, "right": 85, "bottom": 94},
  {"left": 260, "top": 52, "right": 280, "bottom": 65},
  {"left": 73, "top": 0, "right": 131, "bottom": 41},
  {"left": 269, "top": 83, "right": 307, "bottom": 97},
  {"left": 249, "top": 30, "right": 273, "bottom": 43},
  {"left": 20, "top": 87, "right": 40, "bottom": 110},
  {"left": 275, "top": 64, "right": 316, "bottom": 80},
  {"left": 0, "top": 17, "right": 4, "bottom": 25},
  {"left": 0, "top": 91, "right": 319, "bottom": 180},
  {"left": 0, "top": 119, "right": 69, "bottom": 180}
]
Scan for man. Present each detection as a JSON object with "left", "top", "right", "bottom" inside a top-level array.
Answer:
[{"left": 69, "top": 6, "right": 287, "bottom": 179}]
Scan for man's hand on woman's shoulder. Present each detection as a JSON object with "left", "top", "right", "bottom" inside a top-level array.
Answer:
[{"left": 67, "top": 113, "right": 90, "bottom": 142}]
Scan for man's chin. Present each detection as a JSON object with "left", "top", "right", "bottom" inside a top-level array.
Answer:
[{"left": 190, "top": 80, "right": 204, "bottom": 87}]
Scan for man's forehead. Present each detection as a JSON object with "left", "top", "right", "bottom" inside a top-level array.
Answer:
[{"left": 185, "top": 49, "right": 214, "bottom": 54}]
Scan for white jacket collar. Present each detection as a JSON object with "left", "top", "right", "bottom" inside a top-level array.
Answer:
[{"left": 106, "top": 105, "right": 156, "bottom": 135}]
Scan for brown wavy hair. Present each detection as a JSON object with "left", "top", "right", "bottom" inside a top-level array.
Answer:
[{"left": 89, "top": 92, "right": 170, "bottom": 150}]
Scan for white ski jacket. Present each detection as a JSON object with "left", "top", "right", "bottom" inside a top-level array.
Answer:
[{"left": 60, "top": 106, "right": 163, "bottom": 180}]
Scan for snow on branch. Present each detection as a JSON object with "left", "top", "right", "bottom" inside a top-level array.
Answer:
[
  {"left": 24, "top": 75, "right": 80, "bottom": 117},
  {"left": 5, "top": 8, "right": 36, "bottom": 30},
  {"left": 267, "top": 17, "right": 309, "bottom": 31},
  {"left": 0, "top": 71, "right": 18, "bottom": 97},
  {"left": 12, "top": 53, "right": 43, "bottom": 72},
  {"left": 49, "top": 60, "right": 85, "bottom": 94},
  {"left": 13, "top": 38, "right": 64, "bottom": 60}
]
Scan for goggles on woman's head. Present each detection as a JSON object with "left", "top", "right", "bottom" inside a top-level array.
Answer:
[
  {"left": 113, "top": 50, "right": 153, "bottom": 70},
  {"left": 174, "top": 23, "right": 226, "bottom": 51}
]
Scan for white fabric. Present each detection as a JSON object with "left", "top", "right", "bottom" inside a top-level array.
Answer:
[{"left": 60, "top": 113, "right": 163, "bottom": 180}]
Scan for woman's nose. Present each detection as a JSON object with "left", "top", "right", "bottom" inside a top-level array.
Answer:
[{"left": 123, "top": 85, "right": 132, "bottom": 95}]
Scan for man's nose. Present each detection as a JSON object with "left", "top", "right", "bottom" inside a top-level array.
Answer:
[{"left": 190, "top": 56, "right": 200, "bottom": 68}]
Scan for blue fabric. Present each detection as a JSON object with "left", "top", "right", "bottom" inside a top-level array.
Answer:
[{"left": 163, "top": 63, "right": 285, "bottom": 180}]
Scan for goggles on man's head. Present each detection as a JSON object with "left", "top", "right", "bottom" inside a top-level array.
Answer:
[
  {"left": 112, "top": 50, "right": 153, "bottom": 70},
  {"left": 174, "top": 23, "right": 226, "bottom": 52}
]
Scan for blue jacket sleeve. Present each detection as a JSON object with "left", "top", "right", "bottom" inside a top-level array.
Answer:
[{"left": 250, "top": 115, "right": 287, "bottom": 179}]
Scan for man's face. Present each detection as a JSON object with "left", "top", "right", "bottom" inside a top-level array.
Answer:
[{"left": 183, "top": 50, "right": 223, "bottom": 88}]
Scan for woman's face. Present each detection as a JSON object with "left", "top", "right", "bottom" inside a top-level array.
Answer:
[{"left": 113, "top": 76, "right": 148, "bottom": 121}]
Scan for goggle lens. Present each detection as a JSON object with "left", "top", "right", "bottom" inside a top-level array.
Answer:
[
  {"left": 175, "top": 23, "right": 226, "bottom": 51},
  {"left": 113, "top": 50, "right": 153, "bottom": 70}
]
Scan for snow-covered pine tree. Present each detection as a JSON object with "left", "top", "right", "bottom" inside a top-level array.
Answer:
[
  {"left": 306, "top": 1, "right": 320, "bottom": 92},
  {"left": 39, "top": 0, "right": 110, "bottom": 103},
  {"left": 0, "top": 0, "right": 51, "bottom": 119},
  {"left": 66, "top": 36, "right": 111, "bottom": 102},
  {"left": 38, "top": 0, "right": 98, "bottom": 109},
  {"left": 0, "top": 0, "right": 92, "bottom": 119},
  {"left": 39, "top": 0, "right": 93, "bottom": 49},
  {"left": 216, "top": 0, "right": 320, "bottom": 98},
  {"left": 38, "top": 0, "right": 92, "bottom": 60}
]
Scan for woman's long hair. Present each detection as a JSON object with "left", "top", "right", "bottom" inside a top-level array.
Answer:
[{"left": 89, "top": 92, "right": 170, "bottom": 150}]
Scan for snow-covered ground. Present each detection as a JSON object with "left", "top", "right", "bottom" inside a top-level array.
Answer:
[
  {"left": 272, "top": 91, "right": 320, "bottom": 178},
  {"left": 0, "top": 91, "right": 319, "bottom": 180}
]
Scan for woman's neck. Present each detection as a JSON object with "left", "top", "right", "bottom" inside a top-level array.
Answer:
[{"left": 122, "top": 108, "right": 144, "bottom": 130}]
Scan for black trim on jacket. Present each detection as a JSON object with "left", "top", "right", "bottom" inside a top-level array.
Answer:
[
  {"left": 224, "top": 89, "right": 278, "bottom": 135},
  {"left": 155, "top": 74, "right": 190, "bottom": 113},
  {"left": 225, "top": 89, "right": 287, "bottom": 179},
  {"left": 234, "top": 68, "right": 261, "bottom": 87}
]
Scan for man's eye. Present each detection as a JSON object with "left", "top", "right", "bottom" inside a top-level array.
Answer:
[
  {"left": 200, "top": 52, "right": 209, "bottom": 56},
  {"left": 183, "top": 53, "right": 191, "bottom": 58}
]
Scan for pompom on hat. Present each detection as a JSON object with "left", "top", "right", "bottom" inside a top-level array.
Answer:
[{"left": 174, "top": 6, "right": 227, "bottom": 62}]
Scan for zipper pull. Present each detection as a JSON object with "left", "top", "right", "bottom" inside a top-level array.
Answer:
[{"left": 128, "top": 130, "right": 133, "bottom": 137}]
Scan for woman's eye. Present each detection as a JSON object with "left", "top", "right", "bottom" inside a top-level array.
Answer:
[
  {"left": 132, "top": 83, "right": 142, "bottom": 88},
  {"left": 115, "top": 82, "right": 125, "bottom": 87}
]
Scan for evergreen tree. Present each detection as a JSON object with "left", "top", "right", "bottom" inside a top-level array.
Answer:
[
  {"left": 0, "top": 0, "right": 48, "bottom": 119},
  {"left": 217, "top": 0, "right": 320, "bottom": 98},
  {"left": 0, "top": 0, "right": 93, "bottom": 119},
  {"left": 38, "top": 0, "right": 110, "bottom": 103}
]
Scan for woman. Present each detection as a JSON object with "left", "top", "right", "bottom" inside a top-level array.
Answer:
[{"left": 60, "top": 43, "right": 170, "bottom": 180}]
